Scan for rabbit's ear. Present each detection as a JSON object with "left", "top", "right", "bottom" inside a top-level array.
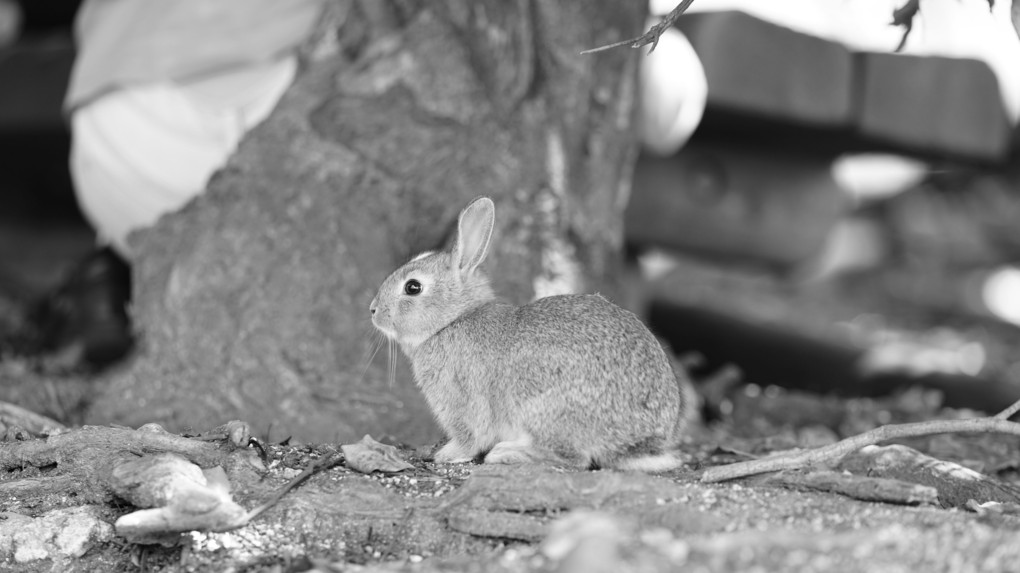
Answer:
[{"left": 453, "top": 197, "right": 495, "bottom": 276}]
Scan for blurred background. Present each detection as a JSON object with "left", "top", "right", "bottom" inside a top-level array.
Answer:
[
  {"left": 633, "top": 0, "right": 1020, "bottom": 416},
  {"left": 0, "top": 0, "right": 84, "bottom": 287},
  {"left": 1, "top": 0, "right": 1019, "bottom": 417}
]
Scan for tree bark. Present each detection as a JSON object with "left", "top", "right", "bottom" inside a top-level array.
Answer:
[{"left": 85, "top": 0, "right": 647, "bottom": 443}]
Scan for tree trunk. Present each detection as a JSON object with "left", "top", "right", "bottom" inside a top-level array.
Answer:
[{"left": 86, "top": 0, "right": 647, "bottom": 443}]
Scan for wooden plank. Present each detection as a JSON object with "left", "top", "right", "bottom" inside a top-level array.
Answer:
[
  {"left": 677, "top": 11, "right": 855, "bottom": 127},
  {"left": 856, "top": 52, "right": 1012, "bottom": 162}
]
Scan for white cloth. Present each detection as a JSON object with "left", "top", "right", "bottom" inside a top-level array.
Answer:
[
  {"left": 66, "top": 0, "right": 324, "bottom": 110},
  {"left": 70, "top": 56, "right": 297, "bottom": 256},
  {"left": 639, "top": 19, "right": 707, "bottom": 157}
]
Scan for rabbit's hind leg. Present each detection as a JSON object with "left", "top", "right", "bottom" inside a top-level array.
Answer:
[{"left": 609, "top": 451, "right": 685, "bottom": 473}]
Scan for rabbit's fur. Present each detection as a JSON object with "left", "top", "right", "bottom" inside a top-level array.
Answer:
[{"left": 370, "top": 197, "right": 688, "bottom": 471}]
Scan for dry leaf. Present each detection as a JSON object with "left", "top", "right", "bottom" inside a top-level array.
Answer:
[
  {"left": 341, "top": 435, "right": 413, "bottom": 474},
  {"left": 109, "top": 454, "right": 248, "bottom": 544}
]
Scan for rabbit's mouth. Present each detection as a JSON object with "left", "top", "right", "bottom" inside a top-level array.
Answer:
[
  {"left": 373, "top": 320, "right": 429, "bottom": 354},
  {"left": 371, "top": 317, "right": 397, "bottom": 341}
]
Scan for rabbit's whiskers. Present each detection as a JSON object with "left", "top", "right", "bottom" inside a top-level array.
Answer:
[
  {"left": 387, "top": 339, "right": 398, "bottom": 389},
  {"left": 356, "top": 331, "right": 387, "bottom": 387}
]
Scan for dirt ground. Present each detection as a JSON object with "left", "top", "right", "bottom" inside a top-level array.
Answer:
[{"left": 2, "top": 376, "right": 1020, "bottom": 572}]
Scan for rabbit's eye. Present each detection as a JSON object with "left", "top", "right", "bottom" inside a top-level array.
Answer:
[{"left": 404, "top": 279, "right": 423, "bottom": 296}]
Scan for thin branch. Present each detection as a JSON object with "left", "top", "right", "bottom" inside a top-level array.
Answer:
[
  {"left": 245, "top": 453, "right": 343, "bottom": 522},
  {"left": 581, "top": 0, "right": 695, "bottom": 55},
  {"left": 995, "top": 397, "right": 1020, "bottom": 420},
  {"left": 700, "top": 417, "right": 1020, "bottom": 483}
]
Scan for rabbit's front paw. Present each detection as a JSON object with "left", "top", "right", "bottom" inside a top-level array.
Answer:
[
  {"left": 434, "top": 440, "right": 473, "bottom": 463},
  {"left": 485, "top": 438, "right": 545, "bottom": 465}
]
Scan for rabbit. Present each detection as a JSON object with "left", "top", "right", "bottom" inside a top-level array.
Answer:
[{"left": 369, "top": 196, "right": 690, "bottom": 472}]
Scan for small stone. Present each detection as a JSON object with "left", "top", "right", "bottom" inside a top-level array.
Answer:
[
  {"left": 0, "top": 506, "right": 114, "bottom": 563},
  {"left": 137, "top": 423, "right": 168, "bottom": 434}
]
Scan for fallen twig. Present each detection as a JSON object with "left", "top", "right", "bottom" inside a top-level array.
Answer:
[
  {"left": 245, "top": 452, "right": 343, "bottom": 522},
  {"left": 700, "top": 417, "right": 1020, "bottom": 483},
  {"left": 581, "top": 0, "right": 695, "bottom": 55}
]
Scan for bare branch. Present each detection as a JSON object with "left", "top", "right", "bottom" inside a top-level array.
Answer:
[
  {"left": 581, "top": 0, "right": 695, "bottom": 55},
  {"left": 700, "top": 417, "right": 1020, "bottom": 483}
]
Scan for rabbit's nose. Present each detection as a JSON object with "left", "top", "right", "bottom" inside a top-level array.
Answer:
[{"left": 369, "top": 297, "right": 377, "bottom": 315}]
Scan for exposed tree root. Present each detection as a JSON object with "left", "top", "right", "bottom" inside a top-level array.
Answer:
[
  {"left": 0, "top": 423, "right": 258, "bottom": 506},
  {"left": 1, "top": 425, "right": 237, "bottom": 472}
]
